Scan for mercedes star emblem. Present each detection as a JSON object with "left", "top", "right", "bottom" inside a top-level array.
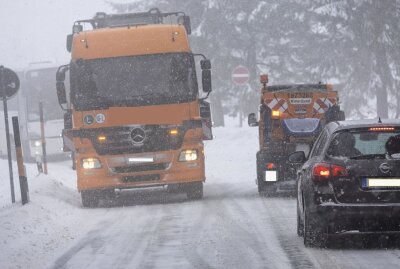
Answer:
[{"left": 131, "top": 128, "right": 146, "bottom": 144}]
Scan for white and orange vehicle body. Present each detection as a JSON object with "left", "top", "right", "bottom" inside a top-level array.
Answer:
[
  {"left": 57, "top": 9, "right": 213, "bottom": 206},
  {"left": 249, "top": 76, "right": 344, "bottom": 194}
]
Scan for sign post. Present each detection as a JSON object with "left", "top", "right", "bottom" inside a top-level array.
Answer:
[
  {"left": 12, "top": 116, "right": 29, "bottom": 205},
  {"left": 0, "top": 66, "right": 20, "bottom": 203},
  {"left": 232, "top": 65, "right": 250, "bottom": 127}
]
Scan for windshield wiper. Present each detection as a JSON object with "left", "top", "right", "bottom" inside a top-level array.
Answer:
[{"left": 349, "top": 154, "right": 386, "bottom": 160}]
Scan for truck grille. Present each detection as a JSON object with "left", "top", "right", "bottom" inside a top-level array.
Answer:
[
  {"left": 111, "top": 163, "right": 169, "bottom": 174},
  {"left": 121, "top": 174, "right": 160, "bottom": 183},
  {"left": 77, "top": 125, "right": 185, "bottom": 155}
]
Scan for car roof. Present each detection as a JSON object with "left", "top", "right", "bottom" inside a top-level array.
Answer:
[{"left": 327, "top": 119, "right": 400, "bottom": 133}]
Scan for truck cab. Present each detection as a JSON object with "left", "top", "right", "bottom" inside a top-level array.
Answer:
[{"left": 56, "top": 9, "right": 213, "bottom": 207}]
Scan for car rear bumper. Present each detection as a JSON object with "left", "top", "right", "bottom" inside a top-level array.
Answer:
[
  {"left": 263, "top": 179, "right": 297, "bottom": 193},
  {"left": 317, "top": 203, "right": 400, "bottom": 231},
  {"left": 317, "top": 203, "right": 400, "bottom": 217}
]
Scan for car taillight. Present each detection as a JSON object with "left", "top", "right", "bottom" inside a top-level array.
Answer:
[
  {"left": 331, "top": 164, "right": 348, "bottom": 177},
  {"left": 266, "top": 163, "right": 276, "bottom": 170},
  {"left": 312, "top": 163, "right": 348, "bottom": 182},
  {"left": 313, "top": 163, "right": 331, "bottom": 182}
]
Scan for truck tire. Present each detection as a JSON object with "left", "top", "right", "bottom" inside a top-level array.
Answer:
[
  {"left": 256, "top": 153, "right": 266, "bottom": 194},
  {"left": 186, "top": 182, "right": 203, "bottom": 200},
  {"left": 256, "top": 152, "right": 277, "bottom": 195},
  {"left": 71, "top": 152, "right": 76, "bottom": 170},
  {"left": 81, "top": 190, "right": 100, "bottom": 208},
  {"left": 257, "top": 176, "right": 267, "bottom": 194}
]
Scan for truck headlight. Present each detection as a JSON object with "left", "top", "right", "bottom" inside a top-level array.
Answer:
[
  {"left": 179, "top": 149, "right": 198, "bottom": 162},
  {"left": 34, "top": 140, "right": 41, "bottom": 147},
  {"left": 82, "top": 158, "right": 102, "bottom": 169}
]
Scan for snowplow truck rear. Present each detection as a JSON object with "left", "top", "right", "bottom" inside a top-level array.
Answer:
[{"left": 248, "top": 75, "right": 344, "bottom": 194}]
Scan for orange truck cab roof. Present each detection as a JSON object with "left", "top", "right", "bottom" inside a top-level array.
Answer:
[{"left": 71, "top": 24, "right": 191, "bottom": 60}]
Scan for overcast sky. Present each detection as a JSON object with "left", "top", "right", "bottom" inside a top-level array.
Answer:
[{"left": 0, "top": 0, "right": 118, "bottom": 69}]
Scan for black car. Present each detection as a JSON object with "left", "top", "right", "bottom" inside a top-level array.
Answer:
[{"left": 289, "top": 119, "right": 400, "bottom": 247}]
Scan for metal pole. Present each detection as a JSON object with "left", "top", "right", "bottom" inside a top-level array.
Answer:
[
  {"left": 0, "top": 65, "right": 15, "bottom": 203},
  {"left": 12, "top": 116, "right": 29, "bottom": 205},
  {"left": 39, "top": 101, "right": 47, "bottom": 174}
]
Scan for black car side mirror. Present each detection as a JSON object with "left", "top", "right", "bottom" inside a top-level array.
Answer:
[{"left": 288, "top": 151, "right": 306, "bottom": 164}]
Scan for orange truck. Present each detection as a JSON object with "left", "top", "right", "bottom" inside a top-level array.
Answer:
[
  {"left": 248, "top": 75, "right": 344, "bottom": 194},
  {"left": 55, "top": 9, "right": 213, "bottom": 207}
]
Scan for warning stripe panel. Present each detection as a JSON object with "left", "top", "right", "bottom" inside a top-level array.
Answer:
[
  {"left": 316, "top": 98, "right": 328, "bottom": 110},
  {"left": 273, "top": 99, "right": 287, "bottom": 111},
  {"left": 265, "top": 96, "right": 338, "bottom": 114},
  {"left": 267, "top": 98, "right": 279, "bottom": 109},
  {"left": 264, "top": 98, "right": 288, "bottom": 113}
]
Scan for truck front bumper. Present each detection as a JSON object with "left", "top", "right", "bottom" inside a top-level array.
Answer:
[{"left": 76, "top": 145, "right": 205, "bottom": 191}]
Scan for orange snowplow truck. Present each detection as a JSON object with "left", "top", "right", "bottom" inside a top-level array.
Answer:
[
  {"left": 55, "top": 9, "right": 213, "bottom": 207},
  {"left": 248, "top": 75, "right": 344, "bottom": 194}
]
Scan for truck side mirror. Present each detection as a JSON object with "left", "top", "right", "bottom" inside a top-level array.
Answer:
[
  {"left": 202, "top": 69, "right": 212, "bottom": 93},
  {"left": 56, "top": 65, "right": 69, "bottom": 110},
  {"left": 200, "top": 59, "right": 212, "bottom": 93},
  {"left": 64, "top": 109, "right": 73, "bottom": 130},
  {"left": 56, "top": 82, "right": 68, "bottom": 110},
  {"left": 200, "top": 100, "right": 213, "bottom": 140},
  {"left": 248, "top": 113, "right": 258, "bottom": 127},
  {"left": 66, "top": 34, "right": 73, "bottom": 52},
  {"left": 288, "top": 151, "right": 306, "bottom": 164},
  {"left": 200, "top": 59, "right": 211, "bottom": 70},
  {"left": 56, "top": 70, "right": 66, "bottom": 82}
]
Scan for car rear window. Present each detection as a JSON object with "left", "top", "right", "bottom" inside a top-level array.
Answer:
[{"left": 327, "top": 129, "right": 400, "bottom": 158}]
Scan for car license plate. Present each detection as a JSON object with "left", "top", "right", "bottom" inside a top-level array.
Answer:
[
  {"left": 362, "top": 178, "right": 400, "bottom": 188},
  {"left": 265, "top": 171, "right": 277, "bottom": 182}
]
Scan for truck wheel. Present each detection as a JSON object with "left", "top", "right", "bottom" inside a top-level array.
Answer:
[
  {"left": 257, "top": 177, "right": 267, "bottom": 194},
  {"left": 256, "top": 157, "right": 267, "bottom": 195},
  {"left": 81, "top": 190, "right": 100, "bottom": 208},
  {"left": 71, "top": 152, "right": 76, "bottom": 170},
  {"left": 186, "top": 182, "right": 203, "bottom": 200},
  {"left": 303, "top": 208, "right": 327, "bottom": 248}
]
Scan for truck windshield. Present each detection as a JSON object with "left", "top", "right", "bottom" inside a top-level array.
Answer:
[{"left": 70, "top": 53, "right": 198, "bottom": 110}]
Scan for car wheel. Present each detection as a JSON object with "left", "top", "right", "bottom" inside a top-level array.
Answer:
[
  {"left": 81, "top": 190, "right": 100, "bottom": 208},
  {"left": 187, "top": 182, "right": 203, "bottom": 200},
  {"left": 303, "top": 208, "right": 327, "bottom": 248},
  {"left": 297, "top": 198, "right": 304, "bottom": 237}
]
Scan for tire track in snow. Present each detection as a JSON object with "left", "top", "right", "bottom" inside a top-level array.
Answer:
[
  {"left": 180, "top": 182, "right": 289, "bottom": 269},
  {"left": 47, "top": 209, "right": 160, "bottom": 269},
  {"left": 259, "top": 197, "right": 319, "bottom": 269}
]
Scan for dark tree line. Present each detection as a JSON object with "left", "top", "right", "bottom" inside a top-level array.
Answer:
[{"left": 110, "top": 0, "right": 400, "bottom": 125}]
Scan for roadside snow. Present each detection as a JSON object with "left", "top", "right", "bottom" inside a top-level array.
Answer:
[{"left": 0, "top": 117, "right": 257, "bottom": 269}]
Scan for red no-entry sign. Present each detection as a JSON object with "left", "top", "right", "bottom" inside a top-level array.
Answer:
[{"left": 232, "top": 65, "right": 250, "bottom": 85}]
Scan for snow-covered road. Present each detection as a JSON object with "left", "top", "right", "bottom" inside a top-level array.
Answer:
[{"left": 1, "top": 122, "right": 400, "bottom": 269}]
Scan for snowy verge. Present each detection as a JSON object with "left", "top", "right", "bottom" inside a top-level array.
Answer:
[{"left": 0, "top": 117, "right": 259, "bottom": 269}]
